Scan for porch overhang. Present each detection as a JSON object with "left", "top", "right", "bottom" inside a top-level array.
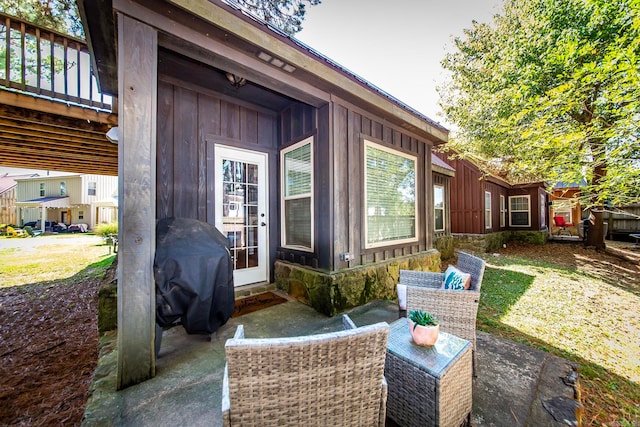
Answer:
[
  {"left": 17, "top": 196, "right": 71, "bottom": 208},
  {"left": 166, "top": 0, "right": 449, "bottom": 145},
  {"left": 92, "top": 197, "right": 119, "bottom": 208}
]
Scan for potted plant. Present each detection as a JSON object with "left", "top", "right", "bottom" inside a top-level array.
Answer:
[{"left": 408, "top": 309, "right": 440, "bottom": 346}]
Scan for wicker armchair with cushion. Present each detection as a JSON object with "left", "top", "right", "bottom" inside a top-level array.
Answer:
[
  {"left": 399, "top": 251, "right": 486, "bottom": 372},
  {"left": 222, "top": 314, "right": 389, "bottom": 427}
]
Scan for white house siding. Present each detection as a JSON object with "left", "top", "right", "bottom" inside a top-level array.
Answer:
[
  {"left": 81, "top": 174, "right": 118, "bottom": 204},
  {"left": 15, "top": 174, "right": 118, "bottom": 229}
]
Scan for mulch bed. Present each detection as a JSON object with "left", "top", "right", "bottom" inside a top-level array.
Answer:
[{"left": 0, "top": 277, "right": 104, "bottom": 425}]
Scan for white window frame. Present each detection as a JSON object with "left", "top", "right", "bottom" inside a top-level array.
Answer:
[
  {"left": 281, "top": 136, "right": 314, "bottom": 252},
  {"left": 485, "top": 191, "right": 492, "bottom": 229},
  {"left": 60, "top": 181, "right": 66, "bottom": 196},
  {"left": 363, "top": 140, "right": 418, "bottom": 249},
  {"left": 88, "top": 182, "right": 97, "bottom": 196},
  {"left": 39, "top": 183, "right": 45, "bottom": 197},
  {"left": 434, "top": 184, "right": 445, "bottom": 232},
  {"left": 500, "top": 195, "right": 506, "bottom": 228},
  {"left": 509, "top": 195, "right": 531, "bottom": 227}
]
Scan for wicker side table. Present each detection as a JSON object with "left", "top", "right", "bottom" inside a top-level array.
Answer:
[{"left": 385, "top": 318, "right": 473, "bottom": 427}]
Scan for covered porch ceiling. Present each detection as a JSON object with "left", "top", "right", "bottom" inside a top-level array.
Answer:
[{"left": 0, "top": 95, "right": 118, "bottom": 176}]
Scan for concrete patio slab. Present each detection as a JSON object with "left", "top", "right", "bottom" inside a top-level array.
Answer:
[{"left": 82, "top": 296, "right": 580, "bottom": 426}]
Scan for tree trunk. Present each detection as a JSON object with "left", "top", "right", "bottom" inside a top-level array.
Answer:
[{"left": 585, "top": 210, "right": 606, "bottom": 250}]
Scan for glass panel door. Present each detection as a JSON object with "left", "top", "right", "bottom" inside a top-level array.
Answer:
[{"left": 215, "top": 146, "right": 268, "bottom": 286}]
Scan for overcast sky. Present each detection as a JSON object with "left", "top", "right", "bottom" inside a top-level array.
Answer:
[{"left": 296, "top": 0, "right": 502, "bottom": 128}]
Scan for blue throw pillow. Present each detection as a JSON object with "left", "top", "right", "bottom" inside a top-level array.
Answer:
[{"left": 442, "top": 265, "right": 471, "bottom": 290}]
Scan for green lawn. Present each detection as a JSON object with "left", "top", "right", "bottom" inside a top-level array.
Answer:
[
  {"left": 0, "top": 234, "right": 114, "bottom": 288},
  {"left": 477, "top": 245, "right": 640, "bottom": 426}
]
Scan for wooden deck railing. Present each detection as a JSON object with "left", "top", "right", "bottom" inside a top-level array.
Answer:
[{"left": 0, "top": 12, "right": 112, "bottom": 112}]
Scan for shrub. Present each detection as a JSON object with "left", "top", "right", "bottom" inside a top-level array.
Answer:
[{"left": 95, "top": 222, "right": 118, "bottom": 238}]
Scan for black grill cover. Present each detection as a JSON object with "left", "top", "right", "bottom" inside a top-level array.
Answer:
[{"left": 154, "top": 217, "right": 234, "bottom": 334}]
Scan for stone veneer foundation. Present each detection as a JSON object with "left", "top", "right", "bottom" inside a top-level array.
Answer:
[{"left": 275, "top": 249, "right": 441, "bottom": 316}]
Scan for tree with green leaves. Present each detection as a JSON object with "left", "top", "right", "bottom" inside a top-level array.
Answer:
[
  {"left": 230, "top": 0, "right": 320, "bottom": 35},
  {"left": 0, "top": 0, "right": 83, "bottom": 38},
  {"left": 438, "top": 0, "right": 640, "bottom": 248},
  {"left": 0, "top": 1, "right": 83, "bottom": 92}
]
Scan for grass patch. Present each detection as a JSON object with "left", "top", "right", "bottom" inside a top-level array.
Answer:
[
  {"left": 0, "top": 235, "right": 114, "bottom": 289},
  {"left": 478, "top": 247, "right": 640, "bottom": 425}
]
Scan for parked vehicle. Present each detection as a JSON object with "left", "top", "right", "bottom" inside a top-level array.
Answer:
[{"left": 22, "top": 221, "right": 66, "bottom": 233}]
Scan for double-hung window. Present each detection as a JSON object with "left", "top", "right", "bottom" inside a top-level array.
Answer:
[
  {"left": 364, "top": 140, "right": 417, "bottom": 248},
  {"left": 88, "top": 182, "right": 97, "bottom": 196},
  {"left": 434, "top": 185, "right": 445, "bottom": 232},
  {"left": 500, "top": 195, "right": 506, "bottom": 227},
  {"left": 39, "top": 183, "right": 45, "bottom": 197},
  {"left": 281, "top": 137, "right": 313, "bottom": 251},
  {"left": 509, "top": 195, "right": 531, "bottom": 227},
  {"left": 484, "top": 191, "right": 492, "bottom": 229},
  {"left": 60, "top": 182, "right": 66, "bottom": 196}
]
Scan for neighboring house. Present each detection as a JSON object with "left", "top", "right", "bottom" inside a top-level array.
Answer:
[
  {"left": 550, "top": 181, "right": 586, "bottom": 236},
  {"left": 551, "top": 181, "right": 640, "bottom": 239},
  {"left": 81, "top": 0, "right": 450, "bottom": 386},
  {"left": 15, "top": 174, "right": 118, "bottom": 231},
  {"left": 435, "top": 152, "right": 548, "bottom": 250},
  {"left": 0, "top": 173, "right": 38, "bottom": 225}
]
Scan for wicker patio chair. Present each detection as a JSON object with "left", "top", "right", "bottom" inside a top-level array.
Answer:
[
  {"left": 400, "top": 251, "right": 486, "bottom": 373},
  {"left": 222, "top": 314, "right": 389, "bottom": 427}
]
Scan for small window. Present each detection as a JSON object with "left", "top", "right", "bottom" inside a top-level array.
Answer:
[
  {"left": 88, "top": 182, "right": 97, "bottom": 196},
  {"left": 78, "top": 210, "right": 84, "bottom": 220},
  {"left": 364, "top": 140, "right": 417, "bottom": 248},
  {"left": 484, "top": 191, "right": 492, "bottom": 229},
  {"left": 500, "top": 195, "right": 506, "bottom": 228},
  {"left": 39, "top": 183, "right": 45, "bottom": 197},
  {"left": 60, "top": 182, "right": 66, "bottom": 196},
  {"left": 509, "top": 195, "right": 531, "bottom": 227},
  {"left": 434, "top": 185, "right": 445, "bottom": 232},
  {"left": 281, "top": 137, "right": 313, "bottom": 251},
  {"left": 540, "top": 194, "right": 547, "bottom": 228}
]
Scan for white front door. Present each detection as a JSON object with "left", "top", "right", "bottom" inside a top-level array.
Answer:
[{"left": 215, "top": 145, "right": 268, "bottom": 286}]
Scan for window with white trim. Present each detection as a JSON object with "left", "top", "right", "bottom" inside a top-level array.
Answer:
[
  {"left": 553, "top": 200, "right": 573, "bottom": 224},
  {"left": 364, "top": 140, "right": 417, "bottom": 248},
  {"left": 281, "top": 137, "right": 313, "bottom": 251},
  {"left": 509, "top": 195, "right": 531, "bottom": 227},
  {"left": 484, "top": 191, "right": 492, "bottom": 229},
  {"left": 39, "top": 183, "right": 45, "bottom": 197},
  {"left": 88, "top": 182, "right": 97, "bottom": 196},
  {"left": 434, "top": 185, "right": 445, "bottom": 232},
  {"left": 500, "top": 195, "right": 506, "bottom": 227},
  {"left": 60, "top": 182, "right": 66, "bottom": 196}
]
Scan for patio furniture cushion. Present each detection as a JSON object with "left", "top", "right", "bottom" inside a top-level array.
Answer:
[
  {"left": 442, "top": 265, "right": 471, "bottom": 290},
  {"left": 222, "top": 314, "right": 389, "bottom": 426},
  {"left": 396, "top": 284, "right": 407, "bottom": 310}
]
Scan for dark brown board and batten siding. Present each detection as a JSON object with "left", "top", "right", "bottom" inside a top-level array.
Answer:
[
  {"left": 156, "top": 65, "right": 284, "bottom": 281},
  {"left": 276, "top": 103, "right": 325, "bottom": 269},
  {"left": 331, "top": 98, "right": 431, "bottom": 269},
  {"left": 509, "top": 185, "right": 547, "bottom": 230},
  {"left": 483, "top": 180, "right": 508, "bottom": 233},
  {"left": 157, "top": 50, "right": 324, "bottom": 276}
]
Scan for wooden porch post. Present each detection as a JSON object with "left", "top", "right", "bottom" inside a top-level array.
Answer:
[{"left": 116, "top": 13, "right": 157, "bottom": 389}]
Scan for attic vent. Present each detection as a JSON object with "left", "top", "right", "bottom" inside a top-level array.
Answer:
[{"left": 257, "top": 51, "right": 296, "bottom": 73}]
